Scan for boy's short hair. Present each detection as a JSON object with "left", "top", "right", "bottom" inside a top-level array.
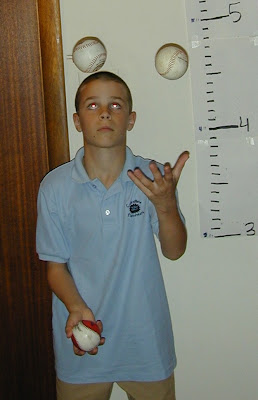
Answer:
[{"left": 75, "top": 71, "right": 133, "bottom": 114}]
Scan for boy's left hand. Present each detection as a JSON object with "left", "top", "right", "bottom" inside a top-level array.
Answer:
[{"left": 127, "top": 151, "right": 189, "bottom": 213}]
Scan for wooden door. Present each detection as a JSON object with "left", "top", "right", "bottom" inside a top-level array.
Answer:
[{"left": 0, "top": 0, "right": 69, "bottom": 398}]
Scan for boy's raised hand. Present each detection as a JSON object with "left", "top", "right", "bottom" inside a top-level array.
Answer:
[{"left": 127, "top": 151, "right": 189, "bottom": 213}]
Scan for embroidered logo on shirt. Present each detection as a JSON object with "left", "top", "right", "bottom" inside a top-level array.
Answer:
[{"left": 126, "top": 200, "right": 144, "bottom": 218}]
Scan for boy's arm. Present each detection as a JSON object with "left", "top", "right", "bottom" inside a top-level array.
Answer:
[
  {"left": 47, "top": 261, "right": 104, "bottom": 355},
  {"left": 127, "top": 151, "right": 189, "bottom": 260},
  {"left": 155, "top": 195, "right": 187, "bottom": 260}
]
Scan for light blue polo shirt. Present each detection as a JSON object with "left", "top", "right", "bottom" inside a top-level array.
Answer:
[{"left": 36, "top": 146, "right": 183, "bottom": 384}]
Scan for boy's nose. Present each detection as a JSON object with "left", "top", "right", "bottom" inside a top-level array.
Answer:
[{"left": 99, "top": 107, "right": 111, "bottom": 120}]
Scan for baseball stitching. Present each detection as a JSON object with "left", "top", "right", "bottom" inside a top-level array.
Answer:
[
  {"left": 74, "top": 40, "right": 102, "bottom": 52},
  {"left": 160, "top": 49, "right": 183, "bottom": 76},
  {"left": 87, "top": 53, "right": 106, "bottom": 72}
]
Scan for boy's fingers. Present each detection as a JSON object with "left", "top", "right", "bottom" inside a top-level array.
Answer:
[
  {"left": 127, "top": 170, "right": 152, "bottom": 195},
  {"left": 73, "top": 345, "right": 86, "bottom": 356},
  {"left": 88, "top": 347, "right": 98, "bottom": 355},
  {"left": 96, "top": 319, "right": 103, "bottom": 333},
  {"left": 172, "top": 151, "right": 189, "bottom": 180},
  {"left": 148, "top": 162, "right": 164, "bottom": 184}
]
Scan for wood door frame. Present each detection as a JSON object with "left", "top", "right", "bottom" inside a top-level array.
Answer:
[{"left": 37, "top": 0, "right": 70, "bottom": 170}]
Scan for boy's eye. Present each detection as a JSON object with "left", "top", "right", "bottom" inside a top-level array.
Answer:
[
  {"left": 110, "top": 103, "right": 121, "bottom": 110},
  {"left": 88, "top": 103, "right": 98, "bottom": 109}
]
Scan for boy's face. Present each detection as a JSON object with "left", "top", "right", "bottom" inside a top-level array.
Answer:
[{"left": 73, "top": 79, "right": 136, "bottom": 150}]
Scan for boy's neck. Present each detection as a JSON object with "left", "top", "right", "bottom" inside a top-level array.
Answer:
[{"left": 83, "top": 146, "right": 126, "bottom": 189}]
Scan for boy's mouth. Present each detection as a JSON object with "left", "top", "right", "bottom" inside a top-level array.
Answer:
[{"left": 98, "top": 126, "right": 113, "bottom": 132}]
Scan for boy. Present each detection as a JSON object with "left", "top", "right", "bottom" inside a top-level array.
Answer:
[{"left": 36, "top": 71, "right": 189, "bottom": 400}]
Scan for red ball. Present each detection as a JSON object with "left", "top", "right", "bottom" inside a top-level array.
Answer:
[
  {"left": 81, "top": 320, "right": 101, "bottom": 335},
  {"left": 71, "top": 320, "right": 101, "bottom": 351}
]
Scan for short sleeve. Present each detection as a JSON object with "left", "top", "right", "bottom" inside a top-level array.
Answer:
[{"left": 36, "top": 185, "right": 70, "bottom": 263}]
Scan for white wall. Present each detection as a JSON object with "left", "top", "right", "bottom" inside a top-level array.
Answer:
[{"left": 59, "top": 1, "right": 257, "bottom": 399}]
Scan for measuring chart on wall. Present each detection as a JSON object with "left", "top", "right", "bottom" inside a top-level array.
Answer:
[{"left": 185, "top": 1, "right": 258, "bottom": 238}]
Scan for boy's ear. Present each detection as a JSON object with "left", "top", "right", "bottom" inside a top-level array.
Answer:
[
  {"left": 73, "top": 113, "right": 82, "bottom": 132},
  {"left": 127, "top": 111, "right": 136, "bottom": 131}
]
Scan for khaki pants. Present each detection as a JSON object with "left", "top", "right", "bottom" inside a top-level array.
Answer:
[{"left": 56, "top": 374, "right": 176, "bottom": 400}]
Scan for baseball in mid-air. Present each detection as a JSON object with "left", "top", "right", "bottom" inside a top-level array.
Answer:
[
  {"left": 72, "top": 37, "right": 107, "bottom": 73},
  {"left": 155, "top": 44, "right": 188, "bottom": 80},
  {"left": 71, "top": 320, "right": 101, "bottom": 352}
]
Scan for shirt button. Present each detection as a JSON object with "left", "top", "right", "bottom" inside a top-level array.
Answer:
[{"left": 105, "top": 209, "right": 111, "bottom": 216}]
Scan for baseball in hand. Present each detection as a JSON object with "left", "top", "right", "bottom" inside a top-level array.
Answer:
[
  {"left": 72, "top": 37, "right": 107, "bottom": 73},
  {"left": 155, "top": 44, "right": 188, "bottom": 80},
  {"left": 72, "top": 320, "right": 101, "bottom": 352}
]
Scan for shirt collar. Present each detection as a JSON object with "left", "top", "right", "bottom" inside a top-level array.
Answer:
[
  {"left": 71, "top": 147, "right": 89, "bottom": 183},
  {"left": 71, "top": 146, "right": 136, "bottom": 184}
]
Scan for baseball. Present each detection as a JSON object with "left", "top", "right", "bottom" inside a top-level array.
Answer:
[
  {"left": 72, "top": 37, "right": 107, "bottom": 73},
  {"left": 71, "top": 320, "right": 101, "bottom": 352},
  {"left": 155, "top": 44, "right": 188, "bottom": 80}
]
